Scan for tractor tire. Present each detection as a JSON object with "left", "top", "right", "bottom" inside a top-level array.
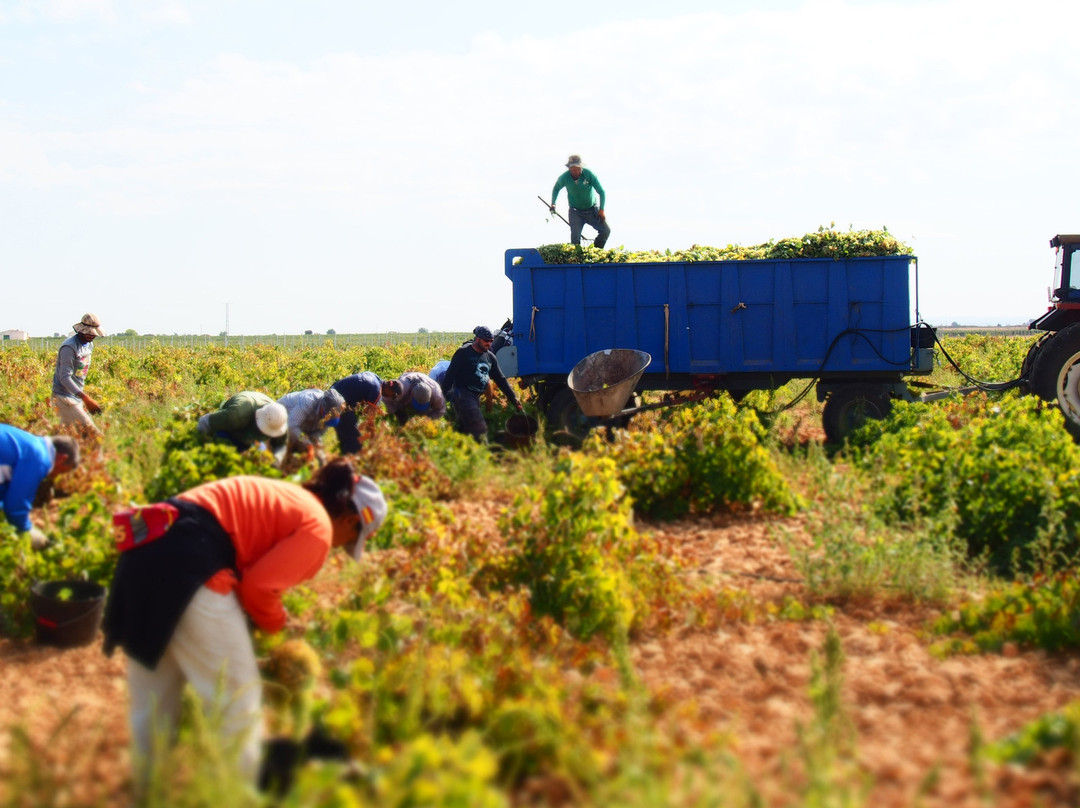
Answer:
[
  {"left": 1058, "top": 365, "right": 1080, "bottom": 442},
  {"left": 1019, "top": 332, "right": 1054, "bottom": 396},
  {"left": 1029, "top": 323, "right": 1080, "bottom": 439},
  {"left": 821, "top": 384, "right": 893, "bottom": 445},
  {"left": 1028, "top": 324, "right": 1080, "bottom": 401}
]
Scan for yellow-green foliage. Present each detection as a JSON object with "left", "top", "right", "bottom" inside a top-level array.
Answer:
[
  {"left": 283, "top": 731, "right": 509, "bottom": 807},
  {"left": 492, "top": 454, "right": 689, "bottom": 641},
  {"left": 538, "top": 225, "right": 911, "bottom": 265},
  {"left": 931, "top": 334, "right": 1035, "bottom": 387},
  {"left": 0, "top": 338, "right": 881, "bottom": 805},
  {"left": 0, "top": 341, "right": 460, "bottom": 433},
  {"left": 849, "top": 394, "right": 1080, "bottom": 575},
  {"left": 366, "top": 732, "right": 508, "bottom": 807},
  {"left": 285, "top": 731, "right": 509, "bottom": 807},
  {"left": 495, "top": 455, "right": 637, "bottom": 641},
  {"left": 982, "top": 701, "right": 1080, "bottom": 766},
  {"left": 0, "top": 489, "right": 118, "bottom": 637},
  {"left": 7, "top": 332, "right": 1079, "bottom": 805},
  {"left": 596, "top": 396, "right": 803, "bottom": 519},
  {"left": 932, "top": 572, "right": 1080, "bottom": 655},
  {"left": 311, "top": 589, "right": 627, "bottom": 788},
  {"left": 359, "top": 417, "right": 490, "bottom": 502},
  {"left": 144, "top": 441, "right": 285, "bottom": 502}
]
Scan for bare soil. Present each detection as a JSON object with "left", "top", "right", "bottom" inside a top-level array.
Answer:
[{"left": 3, "top": 504, "right": 1079, "bottom": 807}]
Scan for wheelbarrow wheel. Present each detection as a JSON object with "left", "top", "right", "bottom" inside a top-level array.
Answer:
[{"left": 546, "top": 387, "right": 595, "bottom": 441}]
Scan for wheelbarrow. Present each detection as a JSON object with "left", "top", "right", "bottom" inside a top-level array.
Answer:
[{"left": 568, "top": 349, "right": 652, "bottom": 418}]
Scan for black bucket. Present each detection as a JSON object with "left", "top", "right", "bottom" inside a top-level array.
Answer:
[
  {"left": 504, "top": 414, "right": 540, "bottom": 449},
  {"left": 29, "top": 580, "right": 106, "bottom": 648}
]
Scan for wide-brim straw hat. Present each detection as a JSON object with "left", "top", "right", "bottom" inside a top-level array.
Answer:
[{"left": 73, "top": 313, "right": 105, "bottom": 337}]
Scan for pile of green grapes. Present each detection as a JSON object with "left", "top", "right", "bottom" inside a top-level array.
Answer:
[{"left": 538, "top": 225, "right": 912, "bottom": 264}]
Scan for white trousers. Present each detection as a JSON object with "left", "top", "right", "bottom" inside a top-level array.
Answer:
[
  {"left": 53, "top": 395, "right": 102, "bottom": 435},
  {"left": 127, "top": 587, "right": 263, "bottom": 788}
]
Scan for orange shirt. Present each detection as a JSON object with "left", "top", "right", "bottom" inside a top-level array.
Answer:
[{"left": 177, "top": 476, "right": 332, "bottom": 632}]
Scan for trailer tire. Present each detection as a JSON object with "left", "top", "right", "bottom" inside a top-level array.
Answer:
[
  {"left": 535, "top": 381, "right": 564, "bottom": 417},
  {"left": 822, "top": 384, "right": 892, "bottom": 444}
]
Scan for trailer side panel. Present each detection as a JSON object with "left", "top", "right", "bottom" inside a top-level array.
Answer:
[{"left": 504, "top": 249, "right": 915, "bottom": 381}]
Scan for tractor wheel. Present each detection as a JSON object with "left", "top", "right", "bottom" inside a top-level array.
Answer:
[
  {"left": 1058, "top": 364, "right": 1080, "bottom": 441},
  {"left": 821, "top": 384, "right": 893, "bottom": 444},
  {"left": 1029, "top": 323, "right": 1080, "bottom": 439},
  {"left": 1019, "top": 332, "right": 1054, "bottom": 395},
  {"left": 1028, "top": 324, "right": 1080, "bottom": 401}
]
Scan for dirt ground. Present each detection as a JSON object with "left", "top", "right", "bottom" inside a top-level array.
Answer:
[{"left": 2, "top": 504, "right": 1079, "bottom": 807}]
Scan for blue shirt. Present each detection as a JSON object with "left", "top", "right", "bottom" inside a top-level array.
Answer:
[
  {"left": 0, "top": 424, "right": 56, "bottom": 533},
  {"left": 331, "top": 372, "right": 383, "bottom": 407},
  {"left": 429, "top": 360, "right": 451, "bottom": 387}
]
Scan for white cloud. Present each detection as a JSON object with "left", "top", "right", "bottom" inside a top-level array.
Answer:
[
  {"left": 2, "top": 0, "right": 191, "bottom": 24},
  {"left": 139, "top": 0, "right": 189, "bottom": 24},
  {"left": 2, "top": 0, "right": 1079, "bottom": 334},
  {"left": 5, "top": 0, "right": 117, "bottom": 23}
]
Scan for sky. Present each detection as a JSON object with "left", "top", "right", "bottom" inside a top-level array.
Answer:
[{"left": 2, "top": 0, "right": 1078, "bottom": 337}]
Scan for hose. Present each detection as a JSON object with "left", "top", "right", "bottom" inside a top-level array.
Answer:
[
  {"left": 919, "top": 321, "right": 1026, "bottom": 392},
  {"left": 753, "top": 322, "right": 1026, "bottom": 418}
]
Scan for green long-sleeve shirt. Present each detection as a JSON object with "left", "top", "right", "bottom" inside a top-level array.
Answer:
[
  {"left": 206, "top": 391, "right": 277, "bottom": 449},
  {"left": 552, "top": 168, "right": 606, "bottom": 211}
]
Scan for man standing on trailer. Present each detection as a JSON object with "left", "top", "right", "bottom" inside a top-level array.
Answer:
[
  {"left": 442, "top": 326, "right": 523, "bottom": 443},
  {"left": 550, "top": 154, "right": 610, "bottom": 248},
  {"left": 52, "top": 313, "right": 105, "bottom": 436}
]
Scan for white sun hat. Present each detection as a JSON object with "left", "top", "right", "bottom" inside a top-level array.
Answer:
[
  {"left": 254, "top": 402, "right": 289, "bottom": 438},
  {"left": 346, "top": 475, "right": 388, "bottom": 560}
]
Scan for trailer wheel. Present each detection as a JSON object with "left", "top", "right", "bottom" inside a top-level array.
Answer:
[
  {"left": 546, "top": 387, "right": 594, "bottom": 441},
  {"left": 1029, "top": 323, "right": 1080, "bottom": 438},
  {"left": 821, "top": 384, "right": 892, "bottom": 444},
  {"left": 535, "top": 382, "right": 563, "bottom": 416}
]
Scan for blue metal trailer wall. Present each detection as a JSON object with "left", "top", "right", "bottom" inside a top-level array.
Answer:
[{"left": 505, "top": 249, "right": 915, "bottom": 378}]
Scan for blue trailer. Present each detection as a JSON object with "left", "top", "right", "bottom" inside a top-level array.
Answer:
[{"left": 494, "top": 247, "right": 935, "bottom": 442}]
